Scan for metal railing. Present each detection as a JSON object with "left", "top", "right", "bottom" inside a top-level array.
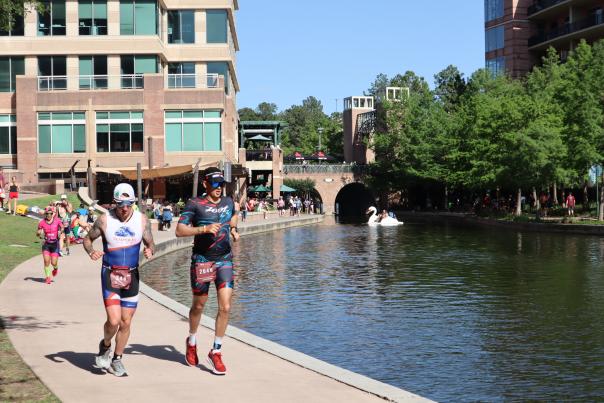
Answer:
[
  {"left": 166, "top": 73, "right": 220, "bottom": 89},
  {"left": 38, "top": 76, "right": 67, "bottom": 91},
  {"left": 528, "top": 13, "right": 604, "bottom": 46},
  {"left": 527, "top": 0, "right": 567, "bottom": 16},
  {"left": 283, "top": 164, "right": 367, "bottom": 175},
  {"left": 246, "top": 150, "right": 273, "bottom": 161},
  {"left": 79, "top": 75, "right": 109, "bottom": 90},
  {"left": 38, "top": 74, "right": 144, "bottom": 91}
]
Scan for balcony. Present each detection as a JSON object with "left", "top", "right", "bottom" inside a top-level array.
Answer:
[
  {"left": 246, "top": 149, "right": 273, "bottom": 161},
  {"left": 165, "top": 73, "right": 220, "bottom": 89},
  {"left": 38, "top": 74, "right": 144, "bottom": 91},
  {"left": 527, "top": 0, "right": 569, "bottom": 16},
  {"left": 528, "top": 13, "right": 604, "bottom": 48}
]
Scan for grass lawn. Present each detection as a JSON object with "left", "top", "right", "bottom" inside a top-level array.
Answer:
[
  {"left": 0, "top": 202, "right": 60, "bottom": 401},
  {"left": 17, "top": 192, "right": 81, "bottom": 209}
]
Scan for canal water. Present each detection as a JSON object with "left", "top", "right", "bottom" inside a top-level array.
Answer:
[{"left": 141, "top": 217, "right": 604, "bottom": 401}]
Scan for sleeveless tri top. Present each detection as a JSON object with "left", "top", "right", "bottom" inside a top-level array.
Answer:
[
  {"left": 38, "top": 218, "right": 62, "bottom": 243},
  {"left": 102, "top": 210, "right": 143, "bottom": 269}
]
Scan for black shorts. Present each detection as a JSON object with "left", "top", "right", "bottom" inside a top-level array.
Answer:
[
  {"left": 189, "top": 254, "right": 235, "bottom": 296},
  {"left": 42, "top": 241, "right": 60, "bottom": 256},
  {"left": 101, "top": 266, "right": 140, "bottom": 308}
]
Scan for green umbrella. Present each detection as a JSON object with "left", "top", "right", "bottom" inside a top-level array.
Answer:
[
  {"left": 252, "top": 185, "right": 271, "bottom": 192},
  {"left": 280, "top": 184, "right": 296, "bottom": 192}
]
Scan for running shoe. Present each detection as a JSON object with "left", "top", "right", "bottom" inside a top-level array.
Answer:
[
  {"left": 108, "top": 358, "right": 128, "bottom": 377},
  {"left": 95, "top": 339, "right": 112, "bottom": 370},
  {"left": 52, "top": 268, "right": 58, "bottom": 277},
  {"left": 207, "top": 350, "right": 226, "bottom": 375},
  {"left": 59, "top": 251, "right": 64, "bottom": 257},
  {"left": 44, "top": 277, "right": 52, "bottom": 285},
  {"left": 185, "top": 338, "right": 198, "bottom": 366}
]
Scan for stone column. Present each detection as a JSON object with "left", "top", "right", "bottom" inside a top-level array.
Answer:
[
  {"left": 271, "top": 146, "right": 283, "bottom": 202},
  {"left": 66, "top": 56, "right": 79, "bottom": 90},
  {"left": 143, "top": 74, "right": 165, "bottom": 169},
  {"left": 15, "top": 77, "right": 39, "bottom": 184},
  {"left": 107, "top": 0, "right": 120, "bottom": 36}
]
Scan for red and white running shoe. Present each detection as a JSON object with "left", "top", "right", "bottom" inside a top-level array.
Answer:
[
  {"left": 207, "top": 350, "right": 226, "bottom": 375},
  {"left": 185, "top": 338, "right": 198, "bottom": 366}
]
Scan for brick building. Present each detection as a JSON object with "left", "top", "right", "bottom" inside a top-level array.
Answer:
[
  {"left": 485, "top": 0, "right": 604, "bottom": 77},
  {"left": 0, "top": 0, "right": 239, "bottom": 198}
]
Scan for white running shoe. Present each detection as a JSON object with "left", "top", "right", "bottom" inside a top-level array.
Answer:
[{"left": 108, "top": 359, "right": 128, "bottom": 377}]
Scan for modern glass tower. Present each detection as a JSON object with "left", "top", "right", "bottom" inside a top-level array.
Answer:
[
  {"left": 484, "top": 0, "right": 604, "bottom": 77},
  {"left": 0, "top": 0, "right": 239, "bottom": 196}
]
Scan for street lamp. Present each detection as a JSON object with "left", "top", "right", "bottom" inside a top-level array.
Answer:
[{"left": 317, "top": 127, "right": 324, "bottom": 151}]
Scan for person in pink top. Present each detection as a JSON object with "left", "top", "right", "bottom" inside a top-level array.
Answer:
[{"left": 37, "top": 206, "right": 64, "bottom": 284}]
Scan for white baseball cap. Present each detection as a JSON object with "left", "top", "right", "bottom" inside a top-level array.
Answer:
[
  {"left": 113, "top": 183, "right": 136, "bottom": 204},
  {"left": 60, "top": 194, "right": 67, "bottom": 199}
]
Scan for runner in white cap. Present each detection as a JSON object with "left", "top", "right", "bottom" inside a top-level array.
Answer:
[{"left": 83, "top": 183, "right": 155, "bottom": 377}]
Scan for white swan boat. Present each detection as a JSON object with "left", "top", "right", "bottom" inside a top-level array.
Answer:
[{"left": 366, "top": 206, "right": 403, "bottom": 226}]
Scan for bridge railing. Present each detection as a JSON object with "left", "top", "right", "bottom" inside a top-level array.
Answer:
[{"left": 283, "top": 164, "right": 367, "bottom": 175}]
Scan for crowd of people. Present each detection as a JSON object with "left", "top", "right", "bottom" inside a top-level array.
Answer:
[
  {"left": 0, "top": 167, "right": 20, "bottom": 215},
  {"left": 239, "top": 194, "right": 320, "bottom": 221}
]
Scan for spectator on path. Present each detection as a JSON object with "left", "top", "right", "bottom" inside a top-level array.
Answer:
[
  {"left": 7, "top": 176, "right": 19, "bottom": 215},
  {"left": 277, "top": 196, "right": 285, "bottom": 216},
  {"left": 566, "top": 192, "right": 576, "bottom": 217}
]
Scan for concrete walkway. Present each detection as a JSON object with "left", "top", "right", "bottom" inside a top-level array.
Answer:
[{"left": 0, "top": 215, "right": 429, "bottom": 403}]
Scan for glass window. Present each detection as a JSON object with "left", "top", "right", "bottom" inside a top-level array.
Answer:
[
  {"left": 485, "top": 25, "right": 504, "bottom": 52},
  {"left": 52, "top": 125, "right": 73, "bottom": 153},
  {"left": 484, "top": 0, "right": 504, "bottom": 22},
  {"left": 37, "top": 112, "right": 86, "bottom": 153},
  {"left": 0, "top": 116, "right": 17, "bottom": 154},
  {"left": 0, "top": 13, "right": 24, "bottom": 36},
  {"left": 96, "top": 112, "right": 144, "bottom": 152},
  {"left": 168, "top": 10, "right": 194, "bottom": 44},
  {"left": 486, "top": 56, "right": 506, "bottom": 76},
  {"left": 79, "top": 0, "right": 107, "bottom": 35},
  {"left": 120, "top": 0, "right": 134, "bottom": 34},
  {"left": 79, "top": 56, "right": 109, "bottom": 89},
  {"left": 0, "top": 57, "right": 25, "bottom": 92},
  {"left": 39, "top": 125, "right": 52, "bottom": 153},
  {"left": 168, "top": 62, "right": 195, "bottom": 88},
  {"left": 165, "top": 123, "right": 181, "bottom": 151},
  {"left": 204, "top": 111, "right": 221, "bottom": 118},
  {"left": 183, "top": 123, "right": 202, "bottom": 151},
  {"left": 121, "top": 55, "right": 156, "bottom": 88},
  {"left": 207, "top": 62, "right": 229, "bottom": 94},
  {"left": 204, "top": 122, "right": 221, "bottom": 151},
  {"left": 38, "top": 56, "right": 67, "bottom": 90},
  {"left": 96, "top": 124, "right": 109, "bottom": 151},
  {"left": 38, "top": 0, "right": 66, "bottom": 36},
  {"left": 164, "top": 110, "right": 222, "bottom": 152},
  {"left": 121, "top": 0, "right": 158, "bottom": 35},
  {"left": 206, "top": 10, "right": 227, "bottom": 44}
]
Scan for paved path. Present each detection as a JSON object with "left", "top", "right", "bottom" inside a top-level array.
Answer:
[{"left": 0, "top": 215, "right": 428, "bottom": 403}]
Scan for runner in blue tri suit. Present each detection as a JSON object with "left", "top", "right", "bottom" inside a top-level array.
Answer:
[{"left": 176, "top": 167, "right": 239, "bottom": 375}]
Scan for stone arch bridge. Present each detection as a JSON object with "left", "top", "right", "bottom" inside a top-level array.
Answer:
[{"left": 282, "top": 164, "right": 370, "bottom": 214}]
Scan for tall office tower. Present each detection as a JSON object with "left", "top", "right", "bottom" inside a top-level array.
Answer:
[{"left": 484, "top": 0, "right": 604, "bottom": 77}]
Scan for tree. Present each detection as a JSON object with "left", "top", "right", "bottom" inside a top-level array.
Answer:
[
  {"left": 434, "top": 65, "right": 467, "bottom": 113},
  {"left": 0, "top": 1, "right": 42, "bottom": 32},
  {"left": 365, "top": 73, "right": 389, "bottom": 97}
]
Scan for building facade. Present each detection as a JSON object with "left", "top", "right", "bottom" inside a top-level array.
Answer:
[
  {"left": 484, "top": 0, "right": 604, "bottom": 77},
  {"left": 0, "top": 0, "right": 239, "bottom": 194}
]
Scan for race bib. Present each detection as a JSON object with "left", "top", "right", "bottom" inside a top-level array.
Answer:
[
  {"left": 194, "top": 262, "right": 216, "bottom": 284},
  {"left": 109, "top": 267, "right": 132, "bottom": 290}
]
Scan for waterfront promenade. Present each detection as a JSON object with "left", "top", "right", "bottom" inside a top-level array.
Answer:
[{"left": 0, "top": 214, "right": 429, "bottom": 403}]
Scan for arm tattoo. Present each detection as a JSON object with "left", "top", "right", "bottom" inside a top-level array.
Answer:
[
  {"left": 142, "top": 217, "right": 155, "bottom": 252},
  {"left": 83, "top": 215, "right": 104, "bottom": 254}
]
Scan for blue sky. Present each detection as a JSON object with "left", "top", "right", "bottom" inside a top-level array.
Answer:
[{"left": 236, "top": 1, "right": 485, "bottom": 115}]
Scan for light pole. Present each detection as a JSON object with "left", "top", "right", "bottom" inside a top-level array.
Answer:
[{"left": 317, "top": 127, "right": 324, "bottom": 151}]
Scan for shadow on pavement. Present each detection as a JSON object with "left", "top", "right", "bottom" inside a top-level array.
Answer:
[
  {"left": 24, "top": 276, "right": 46, "bottom": 283},
  {"left": 45, "top": 351, "right": 106, "bottom": 375},
  {"left": 125, "top": 344, "right": 188, "bottom": 366},
  {"left": 1, "top": 315, "right": 78, "bottom": 331}
]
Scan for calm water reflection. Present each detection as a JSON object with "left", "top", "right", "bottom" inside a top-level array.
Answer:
[{"left": 142, "top": 217, "right": 604, "bottom": 401}]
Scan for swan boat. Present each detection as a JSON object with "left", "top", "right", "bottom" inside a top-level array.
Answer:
[{"left": 366, "top": 206, "right": 403, "bottom": 226}]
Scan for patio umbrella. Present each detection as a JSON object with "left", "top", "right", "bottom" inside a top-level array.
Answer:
[
  {"left": 280, "top": 184, "right": 296, "bottom": 192},
  {"left": 285, "top": 151, "right": 306, "bottom": 162},
  {"left": 252, "top": 185, "right": 271, "bottom": 192},
  {"left": 248, "top": 134, "right": 272, "bottom": 141},
  {"left": 308, "top": 151, "right": 337, "bottom": 161}
]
